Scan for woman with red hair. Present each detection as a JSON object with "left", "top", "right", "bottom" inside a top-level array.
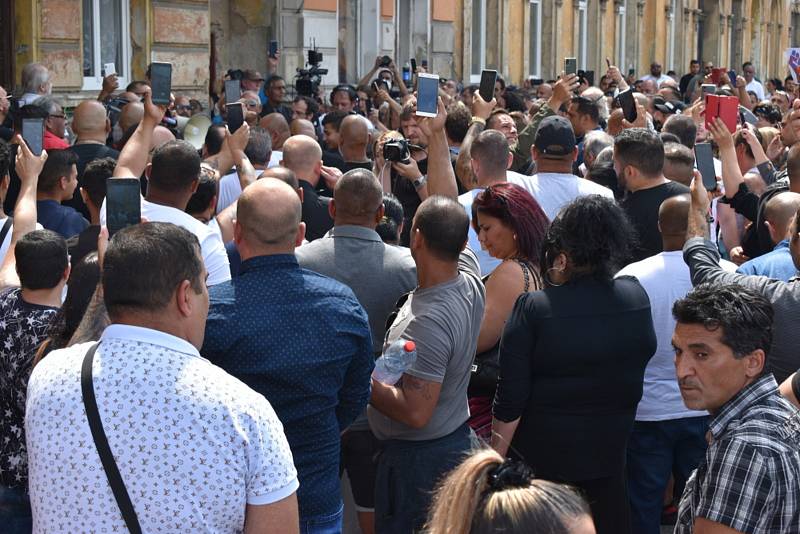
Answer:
[{"left": 467, "top": 182, "right": 549, "bottom": 440}]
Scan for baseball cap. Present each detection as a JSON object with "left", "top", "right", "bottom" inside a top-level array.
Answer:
[
  {"left": 654, "top": 100, "right": 681, "bottom": 114},
  {"left": 242, "top": 69, "right": 264, "bottom": 82},
  {"left": 534, "top": 116, "right": 576, "bottom": 157}
]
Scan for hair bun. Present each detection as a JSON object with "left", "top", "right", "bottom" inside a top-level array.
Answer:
[{"left": 487, "top": 460, "right": 534, "bottom": 492}]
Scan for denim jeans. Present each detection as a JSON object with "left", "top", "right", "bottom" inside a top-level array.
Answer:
[
  {"left": 626, "top": 416, "right": 709, "bottom": 534},
  {"left": 0, "top": 484, "right": 32, "bottom": 534},
  {"left": 374, "top": 423, "right": 472, "bottom": 534},
  {"left": 299, "top": 504, "right": 343, "bottom": 534}
]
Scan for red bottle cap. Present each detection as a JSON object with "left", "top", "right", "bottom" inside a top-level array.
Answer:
[{"left": 403, "top": 341, "right": 416, "bottom": 352}]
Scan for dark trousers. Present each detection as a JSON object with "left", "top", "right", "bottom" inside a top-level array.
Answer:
[
  {"left": 626, "top": 416, "right": 709, "bottom": 534},
  {"left": 0, "top": 484, "right": 32, "bottom": 534},
  {"left": 374, "top": 424, "right": 471, "bottom": 534},
  {"left": 569, "top": 473, "right": 631, "bottom": 534}
]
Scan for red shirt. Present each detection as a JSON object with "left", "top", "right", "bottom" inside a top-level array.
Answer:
[{"left": 43, "top": 130, "right": 68, "bottom": 150}]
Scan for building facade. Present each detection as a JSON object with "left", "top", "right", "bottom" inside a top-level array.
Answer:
[{"left": 2, "top": 0, "right": 799, "bottom": 105}]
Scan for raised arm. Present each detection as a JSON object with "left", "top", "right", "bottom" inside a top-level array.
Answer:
[
  {"left": 226, "top": 123, "right": 257, "bottom": 192},
  {"left": 357, "top": 56, "right": 383, "bottom": 90},
  {"left": 419, "top": 97, "right": 458, "bottom": 199},
  {"left": 113, "top": 87, "right": 165, "bottom": 178},
  {"left": 0, "top": 139, "right": 47, "bottom": 289},
  {"left": 706, "top": 118, "right": 745, "bottom": 200},
  {"left": 455, "top": 93, "right": 495, "bottom": 187}
]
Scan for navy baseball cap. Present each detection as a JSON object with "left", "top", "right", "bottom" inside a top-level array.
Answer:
[{"left": 534, "top": 116, "right": 576, "bottom": 157}]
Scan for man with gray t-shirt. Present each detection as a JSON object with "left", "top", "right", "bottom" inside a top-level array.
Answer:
[{"left": 368, "top": 196, "right": 485, "bottom": 534}]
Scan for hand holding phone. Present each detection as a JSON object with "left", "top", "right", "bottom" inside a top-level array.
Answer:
[
  {"left": 416, "top": 73, "right": 439, "bottom": 117},
  {"left": 224, "top": 79, "right": 242, "bottom": 103},
  {"left": 149, "top": 62, "right": 172, "bottom": 105},
  {"left": 565, "top": 58, "right": 577, "bottom": 76},
  {"left": 269, "top": 40, "right": 279, "bottom": 59},
  {"left": 103, "top": 63, "right": 117, "bottom": 77},
  {"left": 106, "top": 178, "right": 142, "bottom": 237},
  {"left": 616, "top": 89, "right": 637, "bottom": 123},
  {"left": 226, "top": 102, "right": 245, "bottom": 133},
  {"left": 478, "top": 70, "right": 498, "bottom": 103},
  {"left": 694, "top": 143, "right": 718, "bottom": 191},
  {"left": 21, "top": 118, "right": 44, "bottom": 157}
]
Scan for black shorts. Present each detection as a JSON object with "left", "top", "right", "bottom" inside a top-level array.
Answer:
[{"left": 340, "top": 429, "right": 380, "bottom": 511}]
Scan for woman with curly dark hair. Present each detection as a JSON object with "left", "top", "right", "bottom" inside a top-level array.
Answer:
[{"left": 491, "top": 195, "right": 657, "bottom": 534}]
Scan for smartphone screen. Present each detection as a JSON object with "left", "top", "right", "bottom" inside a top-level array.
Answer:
[
  {"left": 269, "top": 40, "right": 278, "bottom": 59},
  {"left": 106, "top": 178, "right": 142, "bottom": 237},
  {"left": 695, "top": 143, "right": 718, "bottom": 191},
  {"left": 150, "top": 62, "right": 172, "bottom": 105},
  {"left": 479, "top": 69, "right": 498, "bottom": 103},
  {"left": 21, "top": 118, "right": 44, "bottom": 156},
  {"left": 416, "top": 74, "right": 439, "bottom": 117},
  {"left": 728, "top": 70, "right": 737, "bottom": 85},
  {"left": 226, "top": 103, "right": 244, "bottom": 133},
  {"left": 702, "top": 84, "right": 716, "bottom": 95},
  {"left": 617, "top": 89, "right": 637, "bottom": 123},
  {"left": 565, "top": 58, "right": 577, "bottom": 76},
  {"left": 225, "top": 79, "right": 241, "bottom": 103}
]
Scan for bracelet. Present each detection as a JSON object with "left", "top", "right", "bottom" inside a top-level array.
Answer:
[
  {"left": 413, "top": 175, "right": 428, "bottom": 190},
  {"left": 470, "top": 116, "right": 486, "bottom": 127}
]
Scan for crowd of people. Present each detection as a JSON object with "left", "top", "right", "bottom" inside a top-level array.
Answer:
[{"left": 0, "top": 51, "right": 799, "bottom": 534}]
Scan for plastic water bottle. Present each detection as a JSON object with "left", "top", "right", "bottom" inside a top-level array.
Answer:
[{"left": 372, "top": 340, "right": 417, "bottom": 385}]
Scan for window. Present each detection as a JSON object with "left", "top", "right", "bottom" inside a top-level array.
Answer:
[
  {"left": 616, "top": 2, "right": 626, "bottom": 70},
  {"left": 82, "top": 0, "right": 130, "bottom": 91},
  {"left": 577, "top": 1, "right": 588, "bottom": 70},
  {"left": 470, "top": 0, "right": 486, "bottom": 80},
  {"left": 528, "top": 0, "right": 542, "bottom": 77}
]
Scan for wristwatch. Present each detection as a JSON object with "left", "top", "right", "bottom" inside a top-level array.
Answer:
[
  {"left": 470, "top": 116, "right": 487, "bottom": 127},
  {"left": 413, "top": 175, "right": 428, "bottom": 190}
]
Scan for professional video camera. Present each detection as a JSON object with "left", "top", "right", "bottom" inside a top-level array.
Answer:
[{"left": 295, "top": 43, "right": 328, "bottom": 97}]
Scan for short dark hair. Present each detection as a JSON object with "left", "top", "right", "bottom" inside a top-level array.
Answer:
[
  {"left": 445, "top": 103, "right": 471, "bottom": 143},
  {"left": 376, "top": 193, "right": 404, "bottom": 244},
  {"left": 614, "top": 128, "right": 665, "bottom": 177},
  {"left": 672, "top": 283, "right": 773, "bottom": 361},
  {"left": 38, "top": 149, "right": 78, "bottom": 192},
  {"left": 244, "top": 127, "right": 272, "bottom": 166},
  {"left": 81, "top": 157, "right": 116, "bottom": 209},
  {"left": 470, "top": 130, "right": 509, "bottom": 175},
  {"left": 690, "top": 59, "right": 700, "bottom": 66},
  {"left": 571, "top": 96, "right": 600, "bottom": 124},
  {"left": 734, "top": 128, "right": 763, "bottom": 160},
  {"left": 103, "top": 222, "right": 204, "bottom": 317},
  {"left": 125, "top": 80, "right": 148, "bottom": 93},
  {"left": 542, "top": 195, "right": 636, "bottom": 281},
  {"left": 15, "top": 229, "right": 68, "bottom": 290},
  {"left": 185, "top": 169, "right": 218, "bottom": 216},
  {"left": 293, "top": 95, "right": 319, "bottom": 117},
  {"left": 149, "top": 140, "right": 201, "bottom": 193},
  {"left": 413, "top": 196, "right": 469, "bottom": 262},
  {"left": 742, "top": 61, "right": 754, "bottom": 70},
  {"left": 0, "top": 139, "right": 9, "bottom": 178},
  {"left": 662, "top": 115, "right": 698, "bottom": 149},
  {"left": 753, "top": 103, "right": 782, "bottom": 125},
  {"left": 204, "top": 124, "right": 227, "bottom": 157},
  {"left": 503, "top": 91, "right": 525, "bottom": 112},
  {"left": 321, "top": 110, "right": 348, "bottom": 130},
  {"left": 660, "top": 132, "right": 682, "bottom": 145},
  {"left": 265, "top": 75, "right": 284, "bottom": 88}
]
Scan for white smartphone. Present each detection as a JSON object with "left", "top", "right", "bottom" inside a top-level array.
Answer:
[
  {"left": 416, "top": 73, "right": 439, "bottom": 118},
  {"left": 103, "top": 63, "right": 117, "bottom": 76}
]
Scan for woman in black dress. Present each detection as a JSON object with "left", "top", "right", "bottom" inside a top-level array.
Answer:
[{"left": 491, "top": 195, "right": 656, "bottom": 534}]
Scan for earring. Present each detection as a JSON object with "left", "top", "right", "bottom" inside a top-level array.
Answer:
[
  {"left": 544, "top": 267, "right": 565, "bottom": 287},
  {"left": 513, "top": 234, "right": 517, "bottom": 240}
]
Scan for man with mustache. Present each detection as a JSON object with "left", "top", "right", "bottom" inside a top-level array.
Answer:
[{"left": 671, "top": 281, "right": 800, "bottom": 533}]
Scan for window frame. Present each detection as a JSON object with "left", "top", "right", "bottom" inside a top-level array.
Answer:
[
  {"left": 577, "top": 0, "right": 588, "bottom": 70},
  {"left": 81, "top": 0, "right": 131, "bottom": 92},
  {"left": 529, "top": 0, "right": 542, "bottom": 77},
  {"left": 616, "top": 2, "right": 627, "bottom": 71},
  {"left": 469, "top": 0, "right": 487, "bottom": 82}
]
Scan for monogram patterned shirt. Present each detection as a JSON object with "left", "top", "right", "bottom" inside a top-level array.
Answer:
[
  {"left": 0, "top": 287, "right": 57, "bottom": 489},
  {"left": 26, "top": 324, "right": 298, "bottom": 533}
]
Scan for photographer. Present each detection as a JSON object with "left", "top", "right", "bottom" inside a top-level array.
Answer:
[{"left": 358, "top": 56, "right": 409, "bottom": 100}]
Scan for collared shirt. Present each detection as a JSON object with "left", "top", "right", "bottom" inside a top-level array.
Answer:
[
  {"left": 737, "top": 239, "right": 798, "bottom": 281},
  {"left": 36, "top": 199, "right": 89, "bottom": 239},
  {"left": 676, "top": 374, "right": 800, "bottom": 533},
  {"left": 100, "top": 197, "right": 231, "bottom": 286},
  {"left": 0, "top": 288, "right": 57, "bottom": 489},
  {"left": 202, "top": 254, "right": 373, "bottom": 520},
  {"left": 26, "top": 323, "right": 298, "bottom": 532}
]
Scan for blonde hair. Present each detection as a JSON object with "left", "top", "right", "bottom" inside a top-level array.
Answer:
[
  {"left": 758, "top": 127, "right": 779, "bottom": 153},
  {"left": 424, "top": 449, "right": 591, "bottom": 534}
]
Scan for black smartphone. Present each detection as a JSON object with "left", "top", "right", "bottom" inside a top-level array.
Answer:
[
  {"left": 565, "top": 57, "right": 577, "bottom": 76},
  {"left": 410, "top": 58, "right": 417, "bottom": 73},
  {"left": 479, "top": 69, "right": 498, "bottom": 102},
  {"left": 106, "top": 178, "right": 141, "bottom": 237},
  {"left": 372, "top": 80, "right": 389, "bottom": 93},
  {"left": 628, "top": 68, "right": 635, "bottom": 77},
  {"left": 149, "top": 62, "right": 172, "bottom": 105},
  {"left": 416, "top": 73, "right": 439, "bottom": 117},
  {"left": 269, "top": 40, "right": 279, "bottom": 59},
  {"left": 380, "top": 55, "right": 392, "bottom": 67},
  {"left": 617, "top": 88, "right": 637, "bottom": 123},
  {"left": 21, "top": 118, "right": 44, "bottom": 157},
  {"left": 728, "top": 69, "right": 736, "bottom": 85},
  {"left": 226, "top": 102, "right": 244, "bottom": 133},
  {"left": 695, "top": 143, "right": 718, "bottom": 191},
  {"left": 225, "top": 79, "right": 241, "bottom": 103}
]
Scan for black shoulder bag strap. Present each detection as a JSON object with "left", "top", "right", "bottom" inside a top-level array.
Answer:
[
  {"left": 0, "top": 216, "right": 13, "bottom": 245},
  {"left": 81, "top": 343, "right": 142, "bottom": 534}
]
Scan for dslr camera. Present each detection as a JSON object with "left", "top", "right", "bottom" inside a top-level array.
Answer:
[{"left": 383, "top": 138, "right": 411, "bottom": 164}]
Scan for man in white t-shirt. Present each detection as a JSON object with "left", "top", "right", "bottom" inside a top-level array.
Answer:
[
  {"left": 527, "top": 115, "right": 613, "bottom": 220},
  {"left": 616, "top": 194, "right": 736, "bottom": 534},
  {"left": 100, "top": 88, "right": 231, "bottom": 286},
  {"left": 26, "top": 222, "right": 299, "bottom": 532},
  {"left": 216, "top": 127, "right": 271, "bottom": 212},
  {"left": 743, "top": 62, "right": 766, "bottom": 102},
  {"left": 457, "top": 130, "right": 537, "bottom": 275},
  {"left": 640, "top": 62, "right": 673, "bottom": 88}
]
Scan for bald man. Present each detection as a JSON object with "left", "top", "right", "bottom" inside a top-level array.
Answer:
[
  {"left": 202, "top": 178, "right": 373, "bottom": 534},
  {"left": 295, "top": 169, "right": 416, "bottom": 534},
  {"left": 68, "top": 100, "right": 120, "bottom": 216},
  {"left": 290, "top": 119, "right": 317, "bottom": 140},
  {"left": 118, "top": 101, "right": 144, "bottom": 140},
  {"left": 338, "top": 115, "right": 372, "bottom": 172},
  {"left": 616, "top": 193, "right": 736, "bottom": 534},
  {"left": 737, "top": 193, "right": 800, "bottom": 280},
  {"left": 281, "top": 135, "right": 332, "bottom": 240},
  {"left": 259, "top": 112, "right": 291, "bottom": 151}
]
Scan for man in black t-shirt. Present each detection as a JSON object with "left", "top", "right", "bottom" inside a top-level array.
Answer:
[
  {"left": 614, "top": 128, "right": 690, "bottom": 260},
  {"left": 391, "top": 104, "right": 431, "bottom": 246}
]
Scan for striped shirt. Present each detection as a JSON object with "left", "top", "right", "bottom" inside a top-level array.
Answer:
[{"left": 676, "top": 374, "right": 800, "bottom": 533}]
